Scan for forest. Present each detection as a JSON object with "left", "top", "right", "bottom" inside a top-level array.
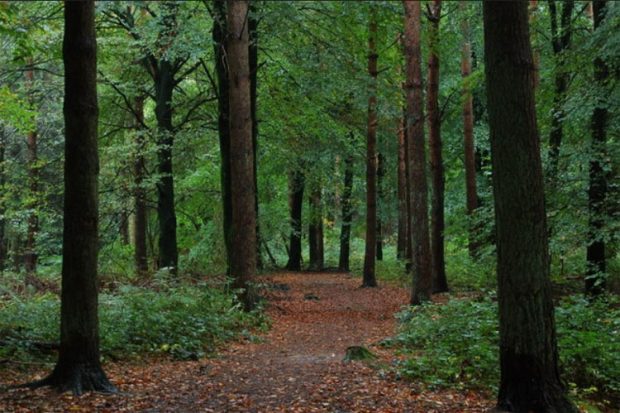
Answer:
[{"left": 0, "top": 1, "right": 618, "bottom": 412}]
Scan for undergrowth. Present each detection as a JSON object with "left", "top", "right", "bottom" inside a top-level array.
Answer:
[
  {"left": 0, "top": 283, "right": 267, "bottom": 363},
  {"left": 390, "top": 294, "right": 620, "bottom": 409}
]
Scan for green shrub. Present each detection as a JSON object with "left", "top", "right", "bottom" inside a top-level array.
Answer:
[
  {"left": 391, "top": 294, "right": 620, "bottom": 404},
  {"left": 0, "top": 283, "right": 267, "bottom": 362}
]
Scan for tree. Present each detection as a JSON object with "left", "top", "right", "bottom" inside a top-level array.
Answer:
[
  {"left": 339, "top": 150, "right": 354, "bottom": 272},
  {"left": 547, "top": 0, "right": 575, "bottom": 180},
  {"left": 213, "top": 0, "right": 232, "bottom": 274},
  {"left": 396, "top": 117, "right": 407, "bottom": 260},
  {"left": 24, "top": 63, "right": 38, "bottom": 278},
  {"left": 362, "top": 5, "right": 378, "bottom": 288},
  {"left": 28, "top": 0, "right": 115, "bottom": 394},
  {"left": 483, "top": 2, "right": 577, "bottom": 411},
  {"left": 426, "top": 0, "right": 447, "bottom": 293},
  {"left": 586, "top": 0, "right": 609, "bottom": 297},
  {"left": 376, "top": 152, "right": 385, "bottom": 261},
  {"left": 133, "top": 95, "right": 148, "bottom": 275},
  {"left": 460, "top": 1, "right": 478, "bottom": 258},
  {"left": 228, "top": 0, "right": 257, "bottom": 311},
  {"left": 403, "top": 0, "right": 432, "bottom": 304},
  {"left": 308, "top": 184, "right": 324, "bottom": 271},
  {"left": 286, "top": 168, "right": 304, "bottom": 271}
]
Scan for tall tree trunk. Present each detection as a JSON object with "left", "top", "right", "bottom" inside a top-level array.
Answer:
[
  {"left": 212, "top": 0, "right": 232, "bottom": 274},
  {"left": 339, "top": 152, "right": 354, "bottom": 272},
  {"left": 286, "top": 168, "right": 304, "bottom": 271},
  {"left": 31, "top": 1, "right": 115, "bottom": 394},
  {"left": 24, "top": 65, "right": 38, "bottom": 276},
  {"left": 461, "top": 1, "right": 479, "bottom": 258},
  {"left": 133, "top": 95, "right": 148, "bottom": 275},
  {"left": 0, "top": 127, "right": 6, "bottom": 272},
  {"left": 586, "top": 0, "right": 609, "bottom": 297},
  {"left": 308, "top": 185, "right": 324, "bottom": 271},
  {"left": 483, "top": 3, "right": 577, "bottom": 412},
  {"left": 547, "top": 0, "right": 575, "bottom": 180},
  {"left": 396, "top": 117, "right": 407, "bottom": 260},
  {"left": 228, "top": 0, "right": 257, "bottom": 311},
  {"left": 363, "top": 7, "right": 378, "bottom": 288},
  {"left": 213, "top": 0, "right": 232, "bottom": 275},
  {"left": 249, "top": 2, "right": 261, "bottom": 271},
  {"left": 154, "top": 56, "right": 178, "bottom": 274},
  {"left": 376, "top": 152, "right": 385, "bottom": 261},
  {"left": 427, "top": 0, "right": 447, "bottom": 293},
  {"left": 403, "top": 0, "right": 431, "bottom": 304}
]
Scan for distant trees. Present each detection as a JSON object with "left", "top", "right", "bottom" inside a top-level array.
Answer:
[
  {"left": 286, "top": 168, "right": 305, "bottom": 271},
  {"left": 31, "top": 0, "right": 114, "bottom": 394},
  {"left": 483, "top": 2, "right": 577, "bottom": 411}
]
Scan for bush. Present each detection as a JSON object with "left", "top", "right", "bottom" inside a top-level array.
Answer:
[
  {"left": 391, "top": 294, "right": 620, "bottom": 404},
  {"left": 0, "top": 283, "right": 267, "bottom": 362}
]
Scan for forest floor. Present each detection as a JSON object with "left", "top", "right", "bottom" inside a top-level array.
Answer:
[{"left": 0, "top": 272, "right": 492, "bottom": 412}]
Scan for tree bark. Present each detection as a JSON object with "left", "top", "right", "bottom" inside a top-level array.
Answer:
[
  {"left": 249, "top": 1, "right": 261, "bottom": 271},
  {"left": 31, "top": 0, "right": 115, "bottom": 394},
  {"left": 308, "top": 185, "right": 324, "bottom": 271},
  {"left": 461, "top": 2, "right": 479, "bottom": 258},
  {"left": 363, "top": 7, "right": 378, "bottom": 288},
  {"left": 530, "top": 0, "right": 540, "bottom": 89},
  {"left": 396, "top": 117, "right": 407, "bottom": 260},
  {"left": 228, "top": 0, "right": 257, "bottom": 311},
  {"left": 483, "top": 3, "right": 577, "bottom": 412},
  {"left": 154, "top": 2, "right": 179, "bottom": 274},
  {"left": 133, "top": 95, "right": 148, "bottom": 275},
  {"left": 547, "top": 0, "right": 575, "bottom": 180},
  {"left": 286, "top": 168, "right": 304, "bottom": 271},
  {"left": 0, "top": 127, "right": 6, "bottom": 272},
  {"left": 24, "top": 65, "right": 38, "bottom": 276},
  {"left": 427, "top": 0, "right": 447, "bottom": 294},
  {"left": 339, "top": 151, "right": 354, "bottom": 272},
  {"left": 403, "top": 0, "right": 431, "bottom": 304},
  {"left": 376, "top": 152, "right": 385, "bottom": 261},
  {"left": 213, "top": 0, "right": 232, "bottom": 275},
  {"left": 586, "top": 0, "right": 609, "bottom": 297}
]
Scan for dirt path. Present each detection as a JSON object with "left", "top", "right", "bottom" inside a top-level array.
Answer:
[{"left": 1, "top": 272, "right": 491, "bottom": 412}]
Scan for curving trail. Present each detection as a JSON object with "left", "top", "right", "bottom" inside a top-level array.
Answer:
[{"left": 0, "top": 272, "right": 491, "bottom": 412}]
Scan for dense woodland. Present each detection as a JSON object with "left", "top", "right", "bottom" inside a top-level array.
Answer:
[{"left": 0, "top": 1, "right": 618, "bottom": 412}]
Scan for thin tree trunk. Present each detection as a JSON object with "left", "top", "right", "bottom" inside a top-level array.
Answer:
[
  {"left": 397, "top": 117, "right": 407, "bottom": 260},
  {"left": 24, "top": 65, "right": 38, "bottom": 276},
  {"left": 363, "top": 7, "right": 378, "bottom": 288},
  {"left": 339, "top": 152, "right": 354, "bottom": 272},
  {"left": 461, "top": 1, "right": 478, "bottom": 258},
  {"left": 133, "top": 95, "right": 148, "bottom": 275},
  {"left": 228, "top": 0, "right": 257, "bottom": 311},
  {"left": 31, "top": 0, "right": 115, "bottom": 394},
  {"left": 213, "top": 0, "right": 232, "bottom": 275},
  {"left": 403, "top": 0, "right": 431, "bottom": 304},
  {"left": 376, "top": 152, "right": 385, "bottom": 261},
  {"left": 0, "top": 127, "right": 6, "bottom": 272},
  {"left": 249, "top": 2, "right": 261, "bottom": 271},
  {"left": 153, "top": 3, "right": 180, "bottom": 275},
  {"left": 308, "top": 185, "right": 324, "bottom": 271},
  {"left": 286, "top": 168, "right": 304, "bottom": 271},
  {"left": 483, "top": 3, "right": 577, "bottom": 411},
  {"left": 586, "top": 0, "right": 609, "bottom": 297},
  {"left": 547, "top": 0, "right": 575, "bottom": 180},
  {"left": 427, "top": 0, "right": 447, "bottom": 293}
]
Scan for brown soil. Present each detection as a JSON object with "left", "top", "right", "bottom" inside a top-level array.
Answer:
[{"left": 0, "top": 272, "right": 492, "bottom": 412}]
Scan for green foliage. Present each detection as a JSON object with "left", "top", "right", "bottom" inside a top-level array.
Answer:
[
  {"left": 391, "top": 294, "right": 620, "bottom": 404},
  {"left": 0, "top": 284, "right": 267, "bottom": 362}
]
